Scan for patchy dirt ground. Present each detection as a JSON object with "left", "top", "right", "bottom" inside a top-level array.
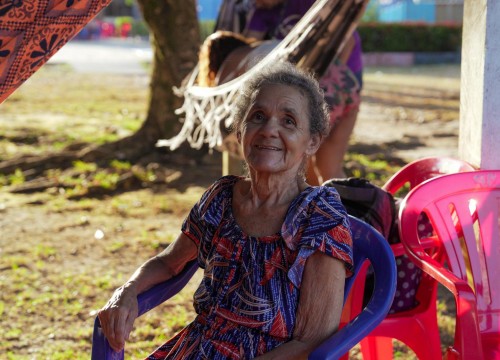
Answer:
[
  {"left": 0, "top": 64, "right": 461, "bottom": 359},
  {"left": 352, "top": 65, "right": 461, "bottom": 167}
]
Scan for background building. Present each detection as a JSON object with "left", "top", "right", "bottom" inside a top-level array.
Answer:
[{"left": 375, "top": 0, "right": 463, "bottom": 24}]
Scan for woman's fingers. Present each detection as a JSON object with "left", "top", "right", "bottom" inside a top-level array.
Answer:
[
  {"left": 124, "top": 304, "right": 138, "bottom": 341},
  {"left": 97, "top": 288, "right": 139, "bottom": 352},
  {"left": 98, "top": 308, "right": 121, "bottom": 351},
  {"left": 112, "top": 306, "right": 131, "bottom": 348}
]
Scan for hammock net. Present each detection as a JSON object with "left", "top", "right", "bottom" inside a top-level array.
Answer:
[{"left": 157, "top": 0, "right": 368, "bottom": 153}]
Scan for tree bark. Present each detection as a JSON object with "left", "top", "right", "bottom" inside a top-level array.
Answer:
[
  {"left": 79, "top": 0, "right": 202, "bottom": 162},
  {"left": 137, "top": 0, "right": 200, "bottom": 140}
]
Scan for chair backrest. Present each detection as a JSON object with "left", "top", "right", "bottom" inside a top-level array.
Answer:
[
  {"left": 92, "top": 215, "right": 396, "bottom": 360},
  {"left": 383, "top": 156, "right": 476, "bottom": 195},
  {"left": 310, "top": 215, "right": 397, "bottom": 359},
  {"left": 399, "top": 170, "right": 500, "bottom": 359},
  {"left": 382, "top": 156, "right": 475, "bottom": 313}
]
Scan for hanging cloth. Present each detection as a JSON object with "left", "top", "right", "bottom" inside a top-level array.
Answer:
[{"left": 0, "top": 0, "right": 112, "bottom": 104}]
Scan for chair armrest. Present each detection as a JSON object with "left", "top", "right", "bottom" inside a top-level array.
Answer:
[
  {"left": 403, "top": 246, "right": 483, "bottom": 358},
  {"left": 137, "top": 260, "right": 199, "bottom": 317},
  {"left": 92, "top": 317, "right": 124, "bottom": 360},
  {"left": 310, "top": 260, "right": 396, "bottom": 360},
  {"left": 309, "top": 301, "right": 391, "bottom": 360},
  {"left": 391, "top": 236, "right": 439, "bottom": 257},
  {"left": 91, "top": 260, "right": 199, "bottom": 360},
  {"left": 311, "top": 216, "right": 397, "bottom": 359}
]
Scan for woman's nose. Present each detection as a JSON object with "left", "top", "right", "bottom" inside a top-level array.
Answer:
[{"left": 259, "top": 117, "right": 279, "bottom": 136}]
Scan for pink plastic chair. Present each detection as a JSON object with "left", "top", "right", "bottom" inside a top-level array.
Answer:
[
  {"left": 399, "top": 170, "right": 500, "bottom": 360},
  {"left": 355, "top": 157, "right": 476, "bottom": 359},
  {"left": 383, "top": 156, "right": 476, "bottom": 195}
]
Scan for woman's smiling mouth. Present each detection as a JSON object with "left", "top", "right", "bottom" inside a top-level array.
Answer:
[{"left": 255, "top": 144, "right": 281, "bottom": 151}]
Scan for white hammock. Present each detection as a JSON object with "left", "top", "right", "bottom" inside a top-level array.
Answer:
[{"left": 156, "top": 0, "right": 368, "bottom": 152}]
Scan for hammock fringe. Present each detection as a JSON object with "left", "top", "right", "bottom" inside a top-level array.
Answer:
[{"left": 156, "top": 0, "right": 368, "bottom": 152}]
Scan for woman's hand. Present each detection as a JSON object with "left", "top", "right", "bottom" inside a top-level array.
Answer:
[
  {"left": 96, "top": 232, "right": 198, "bottom": 352},
  {"left": 97, "top": 284, "right": 139, "bottom": 352}
]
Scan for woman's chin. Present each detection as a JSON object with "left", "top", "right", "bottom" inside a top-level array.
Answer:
[{"left": 248, "top": 162, "right": 283, "bottom": 174}]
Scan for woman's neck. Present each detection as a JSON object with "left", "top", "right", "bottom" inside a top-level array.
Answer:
[
  {"left": 233, "top": 173, "right": 308, "bottom": 237},
  {"left": 240, "top": 171, "right": 308, "bottom": 208}
]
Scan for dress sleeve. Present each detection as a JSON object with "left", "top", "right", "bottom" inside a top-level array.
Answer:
[
  {"left": 283, "top": 186, "right": 354, "bottom": 289},
  {"left": 181, "top": 176, "right": 237, "bottom": 266}
]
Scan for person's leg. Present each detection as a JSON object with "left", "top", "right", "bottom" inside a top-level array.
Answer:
[{"left": 307, "top": 106, "right": 359, "bottom": 185}]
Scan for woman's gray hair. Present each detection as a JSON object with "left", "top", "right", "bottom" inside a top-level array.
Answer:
[{"left": 231, "top": 61, "right": 330, "bottom": 138}]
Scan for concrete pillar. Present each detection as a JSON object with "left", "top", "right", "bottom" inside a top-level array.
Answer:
[{"left": 459, "top": 0, "right": 500, "bottom": 169}]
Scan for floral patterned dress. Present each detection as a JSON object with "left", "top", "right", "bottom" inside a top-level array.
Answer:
[{"left": 147, "top": 176, "right": 353, "bottom": 360}]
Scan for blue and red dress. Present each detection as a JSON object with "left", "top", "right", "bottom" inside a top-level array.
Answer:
[{"left": 147, "top": 175, "right": 353, "bottom": 359}]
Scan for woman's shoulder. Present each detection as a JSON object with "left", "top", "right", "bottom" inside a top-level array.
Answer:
[
  {"left": 283, "top": 186, "right": 346, "bottom": 238},
  {"left": 205, "top": 175, "right": 242, "bottom": 193},
  {"left": 299, "top": 185, "right": 343, "bottom": 209},
  {"left": 282, "top": 185, "right": 352, "bottom": 256},
  {"left": 195, "top": 175, "right": 243, "bottom": 212},
  {"left": 306, "top": 185, "right": 347, "bottom": 218}
]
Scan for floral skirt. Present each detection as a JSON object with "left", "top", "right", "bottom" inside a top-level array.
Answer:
[{"left": 319, "top": 59, "right": 361, "bottom": 126}]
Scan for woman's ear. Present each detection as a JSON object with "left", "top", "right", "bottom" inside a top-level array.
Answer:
[
  {"left": 236, "top": 131, "right": 242, "bottom": 143},
  {"left": 306, "top": 134, "right": 322, "bottom": 156}
]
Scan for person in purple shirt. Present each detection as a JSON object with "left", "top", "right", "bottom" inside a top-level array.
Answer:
[{"left": 243, "top": 0, "right": 364, "bottom": 183}]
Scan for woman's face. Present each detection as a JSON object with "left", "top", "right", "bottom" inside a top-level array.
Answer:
[
  {"left": 239, "top": 83, "right": 320, "bottom": 176},
  {"left": 255, "top": 0, "right": 285, "bottom": 9}
]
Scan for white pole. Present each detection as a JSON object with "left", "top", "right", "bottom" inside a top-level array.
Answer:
[{"left": 459, "top": 0, "right": 500, "bottom": 169}]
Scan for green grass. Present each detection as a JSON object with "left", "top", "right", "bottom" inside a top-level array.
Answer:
[
  {"left": 0, "top": 64, "right": 460, "bottom": 358},
  {"left": 0, "top": 65, "right": 146, "bottom": 158}
]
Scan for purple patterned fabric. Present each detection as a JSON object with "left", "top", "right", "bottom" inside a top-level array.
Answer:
[
  {"left": 147, "top": 175, "right": 353, "bottom": 359},
  {"left": 245, "top": 0, "right": 362, "bottom": 76},
  {"left": 246, "top": 0, "right": 314, "bottom": 40},
  {"left": 346, "top": 31, "right": 363, "bottom": 75},
  {"left": 388, "top": 204, "right": 433, "bottom": 314}
]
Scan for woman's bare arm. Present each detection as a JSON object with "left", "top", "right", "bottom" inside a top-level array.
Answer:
[
  {"left": 97, "top": 232, "right": 198, "bottom": 352},
  {"left": 256, "top": 251, "right": 346, "bottom": 359}
]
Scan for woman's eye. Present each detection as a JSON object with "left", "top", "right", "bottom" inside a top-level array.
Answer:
[
  {"left": 252, "top": 112, "right": 266, "bottom": 122},
  {"left": 284, "top": 117, "right": 296, "bottom": 127}
]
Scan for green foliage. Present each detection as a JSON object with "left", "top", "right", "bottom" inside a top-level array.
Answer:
[
  {"left": 131, "top": 19, "right": 150, "bottom": 38},
  {"left": 4, "top": 169, "right": 26, "bottom": 185},
  {"left": 199, "top": 20, "right": 216, "bottom": 41},
  {"left": 93, "top": 171, "right": 120, "bottom": 189},
  {"left": 359, "top": 23, "right": 462, "bottom": 52},
  {"left": 345, "top": 153, "right": 399, "bottom": 186},
  {"left": 73, "top": 160, "right": 97, "bottom": 173}
]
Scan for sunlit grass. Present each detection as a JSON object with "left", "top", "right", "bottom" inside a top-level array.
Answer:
[
  {"left": 0, "top": 64, "right": 461, "bottom": 359},
  {"left": 0, "top": 65, "right": 147, "bottom": 157}
]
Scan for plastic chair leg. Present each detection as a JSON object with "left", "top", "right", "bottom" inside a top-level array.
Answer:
[{"left": 360, "top": 336, "right": 393, "bottom": 359}]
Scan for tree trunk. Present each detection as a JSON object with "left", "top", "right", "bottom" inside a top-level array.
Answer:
[
  {"left": 137, "top": 0, "right": 200, "bottom": 140},
  {"left": 80, "top": 0, "right": 202, "bottom": 162}
]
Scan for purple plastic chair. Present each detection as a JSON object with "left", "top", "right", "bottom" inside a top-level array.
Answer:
[
  {"left": 91, "top": 215, "right": 396, "bottom": 360},
  {"left": 399, "top": 170, "right": 500, "bottom": 359}
]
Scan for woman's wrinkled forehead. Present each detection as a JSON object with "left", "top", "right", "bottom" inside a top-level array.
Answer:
[{"left": 244, "top": 83, "right": 310, "bottom": 121}]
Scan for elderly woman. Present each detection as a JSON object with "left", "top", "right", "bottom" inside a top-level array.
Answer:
[{"left": 98, "top": 62, "right": 353, "bottom": 359}]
